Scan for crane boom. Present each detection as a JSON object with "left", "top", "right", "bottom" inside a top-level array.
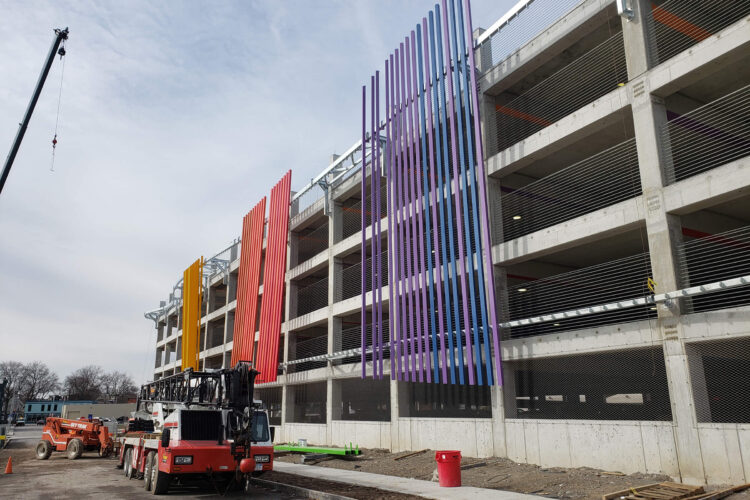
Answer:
[{"left": 0, "top": 27, "right": 69, "bottom": 196}]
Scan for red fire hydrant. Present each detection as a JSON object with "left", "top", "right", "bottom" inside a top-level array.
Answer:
[{"left": 435, "top": 450, "right": 461, "bottom": 487}]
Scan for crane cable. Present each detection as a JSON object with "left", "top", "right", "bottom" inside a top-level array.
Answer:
[{"left": 50, "top": 39, "right": 67, "bottom": 172}]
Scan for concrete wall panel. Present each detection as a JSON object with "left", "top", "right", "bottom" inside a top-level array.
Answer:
[
  {"left": 537, "top": 422, "right": 572, "bottom": 468},
  {"left": 698, "top": 425, "right": 747, "bottom": 484},
  {"left": 284, "top": 423, "right": 327, "bottom": 446}
]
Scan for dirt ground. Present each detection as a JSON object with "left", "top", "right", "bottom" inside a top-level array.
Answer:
[{"left": 276, "top": 448, "right": 750, "bottom": 500}]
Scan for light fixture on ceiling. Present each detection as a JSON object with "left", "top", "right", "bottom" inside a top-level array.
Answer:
[
  {"left": 518, "top": 288, "right": 528, "bottom": 292},
  {"left": 513, "top": 215, "right": 522, "bottom": 220}
]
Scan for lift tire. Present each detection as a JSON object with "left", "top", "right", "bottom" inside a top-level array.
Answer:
[
  {"left": 67, "top": 439, "right": 83, "bottom": 460},
  {"left": 36, "top": 440, "right": 52, "bottom": 460},
  {"left": 144, "top": 451, "right": 156, "bottom": 491},
  {"left": 123, "top": 448, "right": 133, "bottom": 477},
  {"left": 151, "top": 469, "right": 170, "bottom": 495}
]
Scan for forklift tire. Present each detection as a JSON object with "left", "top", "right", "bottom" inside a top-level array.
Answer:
[
  {"left": 151, "top": 469, "right": 170, "bottom": 495},
  {"left": 67, "top": 439, "right": 83, "bottom": 460},
  {"left": 144, "top": 451, "right": 156, "bottom": 491},
  {"left": 36, "top": 440, "right": 52, "bottom": 460},
  {"left": 124, "top": 448, "right": 133, "bottom": 477}
]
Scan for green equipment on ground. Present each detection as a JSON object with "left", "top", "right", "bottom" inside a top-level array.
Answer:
[{"left": 274, "top": 442, "right": 361, "bottom": 456}]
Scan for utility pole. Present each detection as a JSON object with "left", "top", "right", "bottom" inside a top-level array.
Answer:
[{"left": 0, "top": 27, "right": 69, "bottom": 196}]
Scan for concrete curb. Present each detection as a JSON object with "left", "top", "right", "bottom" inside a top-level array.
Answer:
[{"left": 251, "top": 477, "right": 356, "bottom": 500}]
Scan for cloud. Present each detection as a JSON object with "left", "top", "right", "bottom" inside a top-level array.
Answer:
[{"left": 0, "top": 0, "right": 511, "bottom": 384}]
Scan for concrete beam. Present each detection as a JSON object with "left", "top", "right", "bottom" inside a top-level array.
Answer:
[
  {"left": 663, "top": 157, "right": 750, "bottom": 215},
  {"left": 648, "top": 14, "right": 750, "bottom": 98}
]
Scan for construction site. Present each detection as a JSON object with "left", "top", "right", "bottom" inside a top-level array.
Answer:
[{"left": 2, "top": 0, "right": 750, "bottom": 498}]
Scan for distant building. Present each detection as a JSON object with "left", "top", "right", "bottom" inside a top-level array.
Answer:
[{"left": 24, "top": 400, "right": 95, "bottom": 422}]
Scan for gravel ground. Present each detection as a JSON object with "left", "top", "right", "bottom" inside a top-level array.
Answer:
[{"left": 276, "top": 448, "right": 750, "bottom": 500}]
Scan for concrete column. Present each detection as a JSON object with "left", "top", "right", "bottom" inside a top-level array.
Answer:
[
  {"left": 389, "top": 379, "right": 400, "bottom": 452},
  {"left": 621, "top": 0, "right": 657, "bottom": 79},
  {"left": 626, "top": 5, "right": 706, "bottom": 481},
  {"left": 282, "top": 385, "right": 295, "bottom": 428},
  {"left": 326, "top": 379, "right": 334, "bottom": 444},
  {"left": 332, "top": 199, "right": 344, "bottom": 244},
  {"left": 330, "top": 378, "right": 342, "bottom": 421}
]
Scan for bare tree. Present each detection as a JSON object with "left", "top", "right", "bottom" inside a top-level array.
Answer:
[
  {"left": 64, "top": 365, "right": 104, "bottom": 401},
  {"left": 99, "top": 370, "right": 138, "bottom": 403},
  {"left": 18, "top": 362, "right": 59, "bottom": 403},
  {"left": 0, "top": 361, "right": 24, "bottom": 415}
]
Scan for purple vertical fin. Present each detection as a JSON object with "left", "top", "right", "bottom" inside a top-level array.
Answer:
[
  {"left": 375, "top": 70, "right": 384, "bottom": 379},
  {"left": 463, "top": 0, "right": 503, "bottom": 385},
  {"left": 370, "top": 75, "right": 377, "bottom": 379},
  {"left": 361, "top": 85, "right": 367, "bottom": 378},
  {"left": 405, "top": 34, "right": 424, "bottom": 382},
  {"left": 411, "top": 29, "right": 430, "bottom": 382},
  {"left": 423, "top": 16, "right": 448, "bottom": 384},
  {"left": 385, "top": 60, "right": 397, "bottom": 379}
]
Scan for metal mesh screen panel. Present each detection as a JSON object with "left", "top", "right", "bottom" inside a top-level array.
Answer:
[
  {"left": 340, "top": 186, "right": 388, "bottom": 242},
  {"left": 336, "top": 251, "right": 388, "bottom": 302},
  {"left": 506, "top": 347, "right": 672, "bottom": 420},
  {"left": 678, "top": 225, "right": 750, "bottom": 313},
  {"left": 398, "top": 380, "right": 491, "bottom": 418},
  {"left": 506, "top": 253, "right": 656, "bottom": 339},
  {"left": 289, "top": 334, "right": 328, "bottom": 373},
  {"left": 498, "top": 139, "right": 641, "bottom": 241},
  {"left": 296, "top": 223, "right": 329, "bottom": 264},
  {"left": 288, "top": 382, "right": 327, "bottom": 424},
  {"left": 688, "top": 337, "right": 750, "bottom": 424},
  {"left": 334, "top": 378, "right": 390, "bottom": 421},
  {"left": 650, "top": 0, "right": 750, "bottom": 66},
  {"left": 294, "top": 277, "right": 328, "bottom": 318},
  {"left": 254, "top": 387, "right": 282, "bottom": 425},
  {"left": 488, "top": 31, "right": 627, "bottom": 156},
  {"left": 478, "top": 0, "right": 583, "bottom": 74},
  {"left": 664, "top": 84, "right": 750, "bottom": 184}
]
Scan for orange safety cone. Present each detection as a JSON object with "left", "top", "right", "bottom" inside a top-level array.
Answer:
[{"left": 4, "top": 456, "right": 11, "bottom": 474}]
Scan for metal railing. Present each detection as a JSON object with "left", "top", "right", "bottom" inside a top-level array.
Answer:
[
  {"left": 293, "top": 277, "right": 329, "bottom": 318},
  {"left": 506, "top": 252, "right": 655, "bottom": 338},
  {"left": 650, "top": 0, "right": 750, "bottom": 66},
  {"left": 476, "top": 0, "right": 583, "bottom": 75},
  {"left": 498, "top": 139, "right": 641, "bottom": 242},
  {"left": 296, "top": 222, "right": 329, "bottom": 264},
  {"left": 280, "top": 272, "right": 750, "bottom": 371},
  {"left": 664, "top": 84, "right": 750, "bottom": 184},
  {"left": 488, "top": 31, "right": 627, "bottom": 156},
  {"left": 679, "top": 225, "right": 750, "bottom": 313}
]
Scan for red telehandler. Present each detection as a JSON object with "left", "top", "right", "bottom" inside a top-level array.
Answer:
[{"left": 36, "top": 416, "right": 114, "bottom": 460}]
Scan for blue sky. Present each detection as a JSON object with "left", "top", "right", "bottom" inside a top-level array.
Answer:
[{"left": 0, "top": 0, "right": 514, "bottom": 385}]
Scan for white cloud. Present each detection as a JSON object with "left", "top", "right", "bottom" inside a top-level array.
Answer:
[{"left": 0, "top": 0, "right": 512, "bottom": 384}]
